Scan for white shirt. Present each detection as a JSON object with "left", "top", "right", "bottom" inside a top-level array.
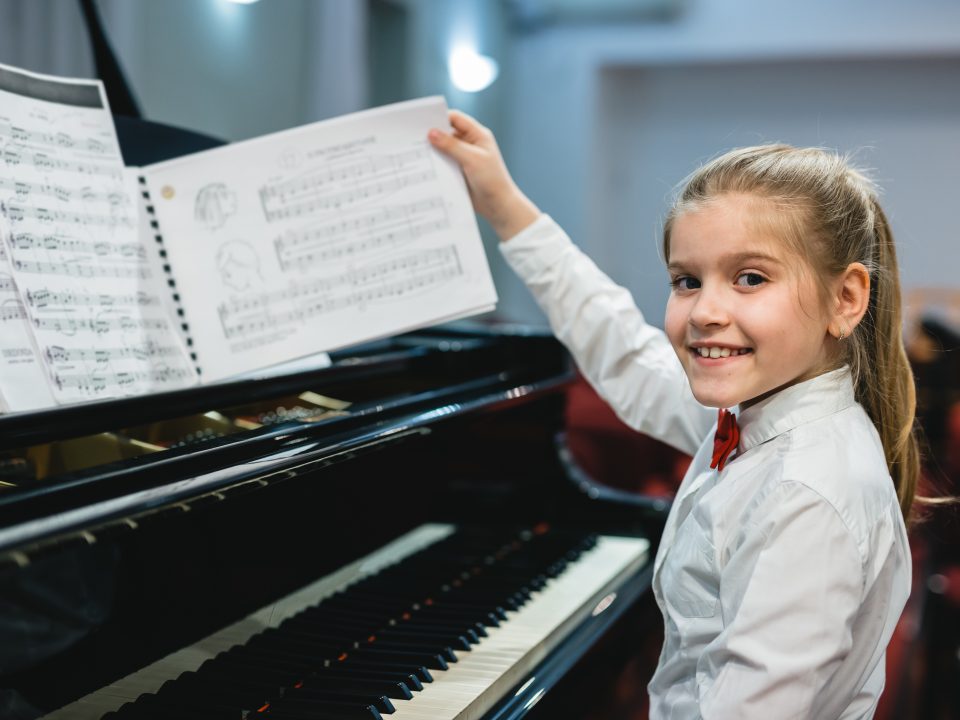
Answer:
[{"left": 500, "top": 215, "right": 911, "bottom": 719}]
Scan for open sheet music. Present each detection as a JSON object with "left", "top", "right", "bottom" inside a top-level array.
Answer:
[
  {"left": 142, "top": 96, "right": 494, "bottom": 382},
  {"left": 0, "top": 62, "right": 497, "bottom": 412}
]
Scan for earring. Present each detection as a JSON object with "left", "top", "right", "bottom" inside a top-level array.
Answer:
[{"left": 838, "top": 327, "right": 845, "bottom": 341}]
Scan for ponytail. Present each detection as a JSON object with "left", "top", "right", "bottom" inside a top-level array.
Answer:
[{"left": 848, "top": 201, "right": 921, "bottom": 522}]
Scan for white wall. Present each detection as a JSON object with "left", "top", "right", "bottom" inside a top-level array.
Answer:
[{"left": 498, "top": 0, "right": 960, "bottom": 326}]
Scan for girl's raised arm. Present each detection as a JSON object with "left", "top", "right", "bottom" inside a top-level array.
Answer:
[
  {"left": 428, "top": 111, "right": 540, "bottom": 242},
  {"left": 429, "top": 111, "right": 715, "bottom": 454}
]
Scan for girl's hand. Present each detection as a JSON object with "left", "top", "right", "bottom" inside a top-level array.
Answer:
[{"left": 428, "top": 110, "right": 540, "bottom": 242}]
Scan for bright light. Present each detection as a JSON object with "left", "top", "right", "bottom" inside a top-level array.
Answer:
[
  {"left": 449, "top": 46, "right": 499, "bottom": 93},
  {"left": 226, "top": 0, "right": 260, "bottom": 4}
]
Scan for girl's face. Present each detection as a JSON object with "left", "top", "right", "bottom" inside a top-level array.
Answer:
[{"left": 664, "top": 193, "right": 834, "bottom": 409}]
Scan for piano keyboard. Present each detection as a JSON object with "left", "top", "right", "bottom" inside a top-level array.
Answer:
[{"left": 45, "top": 524, "right": 649, "bottom": 720}]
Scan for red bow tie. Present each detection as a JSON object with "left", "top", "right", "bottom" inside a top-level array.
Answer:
[{"left": 710, "top": 408, "right": 740, "bottom": 471}]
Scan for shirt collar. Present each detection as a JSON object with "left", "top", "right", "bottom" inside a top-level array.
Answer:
[{"left": 735, "top": 367, "right": 856, "bottom": 453}]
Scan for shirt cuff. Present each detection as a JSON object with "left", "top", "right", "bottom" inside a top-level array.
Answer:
[{"left": 498, "top": 214, "right": 576, "bottom": 281}]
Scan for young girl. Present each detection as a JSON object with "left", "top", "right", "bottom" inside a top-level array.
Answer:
[{"left": 429, "top": 113, "right": 914, "bottom": 718}]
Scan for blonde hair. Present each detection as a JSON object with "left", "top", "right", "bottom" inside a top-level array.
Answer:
[{"left": 663, "top": 144, "right": 921, "bottom": 522}]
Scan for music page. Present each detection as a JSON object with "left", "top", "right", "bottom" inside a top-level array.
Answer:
[
  {"left": 0, "top": 64, "right": 196, "bottom": 405},
  {"left": 0, "top": 215, "right": 55, "bottom": 411},
  {"left": 142, "top": 97, "right": 497, "bottom": 382}
]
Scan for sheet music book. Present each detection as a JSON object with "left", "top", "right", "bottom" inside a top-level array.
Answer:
[{"left": 0, "top": 62, "right": 497, "bottom": 413}]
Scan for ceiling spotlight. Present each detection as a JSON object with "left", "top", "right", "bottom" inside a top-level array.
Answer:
[{"left": 449, "top": 47, "right": 499, "bottom": 93}]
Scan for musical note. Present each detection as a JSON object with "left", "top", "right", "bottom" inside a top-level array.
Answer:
[
  {"left": 259, "top": 147, "right": 436, "bottom": 222},
  {"left": 4, "top": 203, "right": 135, "bottom": 228},
  {"left": 0, "top": 177, "right": 129, "bottom": 205},
  {"left": 33, "top": 316, "right": 169, "bottom": 334},
  {"left": 25, "top": 288, "right": 159, "bottom": 308},
  {"left": 274, "top": 198, "right": 449, "bottom": 271},
  {"left": 13, "top": 259, "right": 150, "bottom": 279},
  {"left": 45, "top": 341, "right": 183, "bottom": 363},
  {"left": 0, "top": 121, "right": 116, "bottom": 155},
  {"left": 11, "top": 232, "right": 145, "bottom": 259},
  {"left": 0, "top": 304, "right": 27, "bottom": 321},
  {"left": 53, "top": 366, "right": 194, "bottom": 392},
  {"left": 218, "top": 246, "right": 462, "bottom": 339}
]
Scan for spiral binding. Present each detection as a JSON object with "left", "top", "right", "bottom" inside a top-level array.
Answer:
[{"left": 138, "top": 176, "right": 201, "bottom": 377}]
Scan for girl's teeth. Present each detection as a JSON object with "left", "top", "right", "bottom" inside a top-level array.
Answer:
[{"left": 697, "top": 347, "right": 749, "bottom": 358}]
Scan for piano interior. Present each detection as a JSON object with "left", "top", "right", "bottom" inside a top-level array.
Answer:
[{"left": 0, "top": 327, "right": 667, "bottom": 720}]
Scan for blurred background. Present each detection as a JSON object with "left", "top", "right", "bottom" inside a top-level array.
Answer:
[{"left": 0, "top": 0, "right": 958, "bottom": 717}]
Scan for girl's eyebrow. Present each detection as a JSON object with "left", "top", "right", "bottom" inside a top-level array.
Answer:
[{"left": 667, "top": 251, "right": 783, "bottom": 273}]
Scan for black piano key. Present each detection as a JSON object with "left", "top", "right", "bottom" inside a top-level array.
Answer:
[
  {"left": 376, "top": 628, "right": 473, "bottom": 651},
  {"left": 404, "top": 618, "right": 488, "bottom": 638},
  {"left": 349, "top": 647, "right": 449, "bottom": 671},
  {"left": 387, "top": 619, "right": 482, "bottom": 643},
  {"left": 274, "top": 690, "right": 396, "bottom": 713},
  {"left": 154, "top": 675, "right": 266, "bottom": 710},
  {"left": 204, "top": 649, "right": 308, "bottom": 679},
  {"left": 313, "top": 665, "right": 424, "bottom": 691},
  {"left": 264, "top": 703, "right": 384, "bottom": 720},
  {"left": 157, "top": 667, "right": 290, "bottom": 709},
  {"left": 338, "top": 659, "right": 434, "bottom": 683},
  {"left": 367, "top": 640, "right": 458, "bottom": 663},
  {"left": 411, "top": 606, "right": 503, "bottom": 627},
  {"left": 295, "top": 675, "right": 413, "bottom": 700},
  {"left": 126, "top": 692, "right": 242, "bottom": 720}
]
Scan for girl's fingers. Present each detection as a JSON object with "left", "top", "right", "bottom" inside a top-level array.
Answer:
[
  {"left": 448, "top": 110, "right": 490, "bottom": 145},
  {"left": 428, "top": 128, "right": 482, "bottom": 166}
]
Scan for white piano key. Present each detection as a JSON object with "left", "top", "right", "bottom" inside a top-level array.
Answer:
[{"left": 388, "top": 535, "right": 649, "bottom": 720}]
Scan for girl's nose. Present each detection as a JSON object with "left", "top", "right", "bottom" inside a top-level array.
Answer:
[{"left": 688, "top": 286, "right": 730, "bottom": 329}]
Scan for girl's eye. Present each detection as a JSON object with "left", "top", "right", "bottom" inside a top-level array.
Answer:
[
  {"left": 671, "top": 276, "right": 701, "bottom": 291},
  {"left": 735, "top": 272, "right": 766, "bottom": 288}
]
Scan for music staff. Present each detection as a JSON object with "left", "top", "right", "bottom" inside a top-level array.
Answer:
[
  {"left": 261, "top": 170, "right": 436, "bottom": 222},
  {"left": 0, "top": 121, "right": 115, "bottom": 155},
  {"left": 277, "top": 217, "right": 450, "bottom": 271},
  {"left": 1, "top": 145, "right": 122, "bottom": 178},
  {"left": 33, "top": 315, "right": 169, "bottom": 334},
  {"left": 45, "top": 341, "right": 182, "bottom": 364},
  {"left": 13, "top": 259, "right": 151, "bottom": 280},
  {"left": 261, "top": 147, "right": 430, "bottom": 202},
  {"left": 274, "top": 197, "right": 449, "bottom": 270},
  {"left": 0, "top": 276, "right": 14, "bottom": 292},
  {"left": 25, "top": 288, "right": 159, "bottom": 308},
  {"left": 53, "top": 366, "right": 194, "bottom": 392},
  {"left": 11, "top": 232, "right": 145, "bottom": 259},
  {"left": 3, "top": 202, "right": 135, "bottom": 228},
  {"left": 275, "top": 198, "right": 445, "bottom": 250},
  {"left": 219, "top": 246, "right": 462, "bottom": 339},
  {"left": 0, "top": 177, "right": 128, "bottom": 205},
  {"left": 259, "top": 147, "right": 436, "bottom": 222}
]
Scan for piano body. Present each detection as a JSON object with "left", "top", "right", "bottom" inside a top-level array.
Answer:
[{"left": 0, "top": 307, "right": 667, "bottom": 720}]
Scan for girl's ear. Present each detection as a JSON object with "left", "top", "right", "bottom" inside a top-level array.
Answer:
[{"left": 831, "top": 262, "right": 870, "bottom": 339}]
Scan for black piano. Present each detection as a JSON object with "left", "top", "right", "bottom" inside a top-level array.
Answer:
[
  {"left": 0, "top": 7, "right": 666, "bottom": 715},
  {"left": 0, "top": 317, "right": 667, "bottom": 720}
]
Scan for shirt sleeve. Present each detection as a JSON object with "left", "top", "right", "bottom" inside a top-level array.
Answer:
[
  {"left": 500, "top": 214, "right": 713, "bottom": 456},
  {"left": 698, "top": 482, "right": 865, "bottom": 719}
]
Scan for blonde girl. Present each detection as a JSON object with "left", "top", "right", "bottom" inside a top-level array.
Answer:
[{"left": 429, "top": 112, "right": 915, "bottom": 719}]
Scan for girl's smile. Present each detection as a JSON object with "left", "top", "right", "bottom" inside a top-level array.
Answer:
[{"left": 665, "top": 193, "right": 833, "bottom": 409}]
